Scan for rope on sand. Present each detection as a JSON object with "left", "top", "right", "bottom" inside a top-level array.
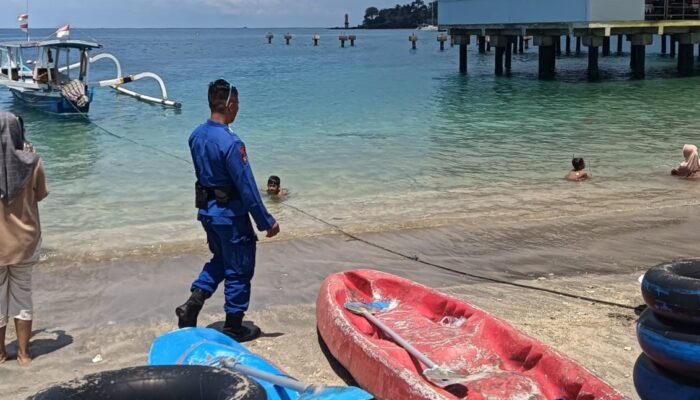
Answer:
[{"left": 63, "top": 104, "right": 637, "bottom": 311}]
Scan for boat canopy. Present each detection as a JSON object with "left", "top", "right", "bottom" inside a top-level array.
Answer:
[{"left": 0, "top": 39, "right": 101, "bottom": 50}]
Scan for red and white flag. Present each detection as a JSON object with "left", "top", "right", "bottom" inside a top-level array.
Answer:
[
  {"left": 55, "top": 24, "right": 70, "bottom": 39},
  {"left": 17, "top": 14, "right": 28, "bottom": 33}
]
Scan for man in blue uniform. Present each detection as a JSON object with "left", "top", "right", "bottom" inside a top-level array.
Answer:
[{"left": 176, "top": 79, "right": 280, "bottom": 342}]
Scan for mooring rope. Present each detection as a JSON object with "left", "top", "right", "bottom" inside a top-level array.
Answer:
[{"left": 61, "top": 97, "right": 637, "bottom": 311}]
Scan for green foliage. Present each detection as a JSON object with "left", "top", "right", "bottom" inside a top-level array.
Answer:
[{"left": 361, "top": 0, "right": 438, "bottom": 29}]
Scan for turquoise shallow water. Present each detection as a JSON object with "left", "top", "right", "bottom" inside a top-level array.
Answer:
[{"left": 2, "top": 28, "right": 700, "bottom": 260}]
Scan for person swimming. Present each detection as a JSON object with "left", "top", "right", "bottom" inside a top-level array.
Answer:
[
  {"left": 566, "top": 157, "right": 590, "bottom": 182},
  {"left": 671, "top": 144, "right": 700, "bottom": 178},
  {"left": 266, "top": 175, "right": 288, "bottom": 199}
]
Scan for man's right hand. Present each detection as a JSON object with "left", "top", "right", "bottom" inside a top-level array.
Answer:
[{"left": 266, "top": 222, "right": 280, "bottom": 238}]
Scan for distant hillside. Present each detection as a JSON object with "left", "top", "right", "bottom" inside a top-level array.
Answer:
[{"left": 361, "top": 0, "right": 438, "bottom": 29}]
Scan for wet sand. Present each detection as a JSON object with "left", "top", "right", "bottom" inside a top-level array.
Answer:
[{"left": 3, "top": 204, "right": 700, "bottom": 399}]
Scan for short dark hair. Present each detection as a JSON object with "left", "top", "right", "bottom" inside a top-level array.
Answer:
[
  {"left": 208, "top": 79, "right": 238, "bottom": 113},
  {"left": 572, "top": 157, "right": 585, "bottom": 171},
  {"left": 268, "top": 175, "right": 280, "bottom": 186}
]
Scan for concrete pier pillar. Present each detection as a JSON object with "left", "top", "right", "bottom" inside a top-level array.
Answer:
[
  {"left": 492, "top": 36, "right": 508, "bottom": 75},
  {"left": 524, "top": 37, "right": 530, "bottom": 50},
  {"left": 349, "top": 35, "right": 356, "bottom": 47},
  {"left": 495, "top": 47, "right": 505, "bottom": 75},
  {"left": 284, "top": 32, "right": 292, "bottom": 45},
  {"left": 661, "top": 34, "right": 667, "bottom": 54},
  {"left": 519, "top": 36, "right": 524, "bottom": 53},
  {"left": 438, "top": 34, "right": 448, "bottom": 51},
  {"left": 536, "top": 36, "right": 556, "bottom": 79},
  {"left": 617, "top": 35, "right": 623, "bottom": 55},
  {"left": 266, "top": 32, "right": 274, "bottom": 44},
  {"left": 602, "top": 37, "right": 611, "bottom": 56},
  {"left": 312, "top": 34, "right": 320, "bottom": 46},
  {"left": 339, "top": 35, "right": 347, "bottom": 48},
  {"left": 565, "top": 35, "right": 571, "bottom": 55},
  {"left": 487, "top": 39, "right": 491, "bottom": 52},
  {"left": 588, "top": 46, "right": 600, "bottom": 79},
  {"left": 670, "top": 37, "right": 677, "bottom": 58},
  {"left": 576, "top": 37, "right": 582, "bottom": 55},
  {"left": 459, "top": 44, "right": 467, "bottom": 73},
  {"left": 555, "top": 37, "right": 561, "bottom": 56},
  {"left": 628, "top": 34, "right": 652, "bottom": 79},
  {"left": 505, "top": 37, "right": 513, "bottom": 73},
  {"left": 478, "top": 35, "right": 486, "bottom": 54},
  {"left": 677, "top": 43, "right": 691, "bottom": 75},
  {"left": 455, "top": 35, "right": 470, "bottom": 74},
  {"left": 512, "top": 37, "right": 518, "bottom": 55},
  {"left": 631, "top": 45, "right": 646, "bottom": 78},
  {"left": 583, "top": 36, "right": 603, "bottom": 79},
  {"left": 409, "top": 33, "right": 417, "bottom": 50},
  {"left": 676, "top": 33, "right": 700, "bottom": 75}
]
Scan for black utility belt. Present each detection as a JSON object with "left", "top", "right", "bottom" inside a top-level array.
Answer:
[{"left": 195, "top": 181, "right": 240, "bottom": 209}]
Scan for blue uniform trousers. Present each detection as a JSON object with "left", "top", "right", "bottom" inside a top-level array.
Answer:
[{"left": 191, "top": 216, "right": 257, "bottom": 314}]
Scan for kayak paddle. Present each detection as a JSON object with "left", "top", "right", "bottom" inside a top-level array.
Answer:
[
  {"left": 212, "top": 357, "right": 373, "bottom": 400},
  {"left": 345, "top": 299, "right": 469, "bottom": 387}
]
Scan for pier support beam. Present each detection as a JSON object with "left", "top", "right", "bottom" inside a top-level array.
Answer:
[
  {"left": 583, "top": 36, "right": 603, "bottom": 79},
  {"left": 535, "top": 36, "right": 556, "bottom": 79},
  {"left": 555, "top": 36, "right": 561, "bottom": 56},
  {"left": 617, "top": 35, "right": 623, "bottom": 55},
  {"left": 478, "top": 35, "right": 486, "bottom": 54},
  {"left": 670, "top": 36, "right": 676, "bottom": 58},
  {"left": 575, "top": 37, "right": 582, "bottom": 55},
  {"left": 676, "top": 33, "right": 700, "bottom": 76},
  {"left": 519, "top": 36, "right": 524, "bottom": 53},
  {"left": 492, "top": 36, "right": 509, "bottom": 76},
  {"left": 455, "top": 35, "right": 470, "bottom": 74},
  {"left": 628, "top": 34, "right": 651, "bottom": 79},
  {"left": 565, "top": 35, "right": 571, "bottom": 55},
  {"left": 602, "top": 36, "right": 611, "bottom": 56},
  {"left": 661, "top": 34, "right": 667, "bottom": 55},
  {"left": 505, "top": 37, "right": 513, "bottom": 73}
]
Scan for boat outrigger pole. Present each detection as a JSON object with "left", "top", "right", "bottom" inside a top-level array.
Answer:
[{"left": 58, "top": 52, "right": 181, "bottom": 108}]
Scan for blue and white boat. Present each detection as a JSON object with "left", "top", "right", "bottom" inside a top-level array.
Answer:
[
  {"left": 149, "top": 328, "right": 372, "bottom": 400},
  {"left": 0, "top": 38, "right": 180, "bottom": 114}
]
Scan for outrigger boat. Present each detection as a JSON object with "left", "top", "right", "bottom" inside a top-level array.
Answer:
[{"left": 0, "top": 38, "right": 180, "bottom": 114}]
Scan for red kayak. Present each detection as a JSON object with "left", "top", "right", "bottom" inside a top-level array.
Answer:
[{"left": 316, "top": 269, "right": 627, "bottom": 400}]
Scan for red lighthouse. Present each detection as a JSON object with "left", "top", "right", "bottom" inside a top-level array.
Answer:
[{"left": 344, "top": 14, "right": 349, "bottom": 29}]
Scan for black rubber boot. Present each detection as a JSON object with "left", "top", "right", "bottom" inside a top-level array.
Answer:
[
  {"left": 175, "top": 288, "right": 207, "bottom": 328},
  {"left": 222, "top": 312, "right": 261, "bottom": 342}
]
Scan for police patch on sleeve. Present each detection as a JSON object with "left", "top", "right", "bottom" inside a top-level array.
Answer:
[{"left": 239, "top": 145, "right": 248, "bottom": 164}]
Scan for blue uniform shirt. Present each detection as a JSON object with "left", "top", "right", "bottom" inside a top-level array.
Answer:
[{"left": 189, "top": 120, "right": 276, "bottom": 231}]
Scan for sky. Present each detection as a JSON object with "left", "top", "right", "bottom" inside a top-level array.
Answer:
[{"left": 2, "top": 0, "right": 404, "bottom": 28}]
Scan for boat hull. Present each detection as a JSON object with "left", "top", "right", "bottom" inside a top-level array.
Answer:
[
  {"left": 316, "top": 269, "right": 627, "bottom": 400},
  {"left": 10, "top": 88, "right": 91, "bottom": 114}
]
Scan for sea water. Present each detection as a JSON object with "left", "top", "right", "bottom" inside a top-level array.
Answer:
[{"left": 1, "top": 28, "right": 700, "bottom": 261}]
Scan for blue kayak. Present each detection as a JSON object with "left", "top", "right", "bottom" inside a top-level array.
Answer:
[{"left": 148, "top": 328, "right": 372, "bottom": 400}]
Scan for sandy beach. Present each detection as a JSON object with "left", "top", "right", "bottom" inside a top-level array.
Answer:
[{"left": 3, "top": 203, "right": 700, "bottom": 399}]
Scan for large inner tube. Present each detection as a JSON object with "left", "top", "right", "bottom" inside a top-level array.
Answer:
[
  {"left": 642, "top": 259, "right": 700, "bottom": 323},
  {"left": 634, "top": 354, "right": 700, "bottom": 400},
  {"left": 29, "top": 365, "right": 268, "bottom": 400},
  {"left": 637, "top": 308, "right": 700, "bottom": 378}
]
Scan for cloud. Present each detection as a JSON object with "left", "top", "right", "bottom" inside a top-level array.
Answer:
[{"left": 200, "top": 0, "right": 330, "bottom": 16}]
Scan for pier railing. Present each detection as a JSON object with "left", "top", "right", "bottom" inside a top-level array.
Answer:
[{"left": 645, "top": 0, "right": 700, "bottom": 20}]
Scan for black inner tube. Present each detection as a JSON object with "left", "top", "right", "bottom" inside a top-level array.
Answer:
[
  {"left": 29, "top": 365, "right": 267, "bottom": 400},
  {"left": 669, "top": 260, "right": 700, "bottom": 280}
]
